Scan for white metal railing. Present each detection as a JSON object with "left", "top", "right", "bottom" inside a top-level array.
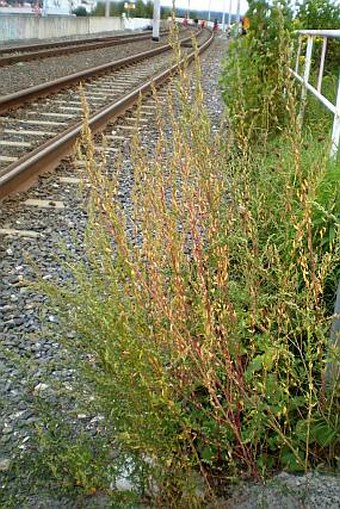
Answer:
[{"left": 289, "top": 29, "right": 340, "bottom": 158}]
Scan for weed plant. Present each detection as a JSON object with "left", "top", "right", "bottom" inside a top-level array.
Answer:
[
  {"left": 27, "top": 18, "right": 340, "bottom": 509},
  {"left": 221, "top": 1, "right": 293, "bottom": 146}
]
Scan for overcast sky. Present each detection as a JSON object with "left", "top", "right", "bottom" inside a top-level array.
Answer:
[{"left": 162, "top": 0, "right": 249, "bottom": 15}]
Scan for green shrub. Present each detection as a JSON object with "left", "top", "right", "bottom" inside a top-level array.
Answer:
[
  {"left": 220, "top": 1, "right": 293, "bottom": 147},
  {"left": 295, "top": 0, "right": 340, "bottom": 70}
]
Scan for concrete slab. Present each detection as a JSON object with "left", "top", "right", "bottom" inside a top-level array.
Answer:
[
  {"left": 0, "top": 155, "right": 18, "bottom": 162},
  {"left": 54, "top": 100, "right": 82, "bottom": 105},
  {"left": 0, "top": 140, "right": 31, "bottom": 147},
  {"left": 85, "top": 92, "right": 109, "bottom": 97},
  {"left": 23, "top": 199, "right": 64, "bottom": 209},
  {"left": 3, "top": 129, "right": 56, "bottom": 136},
  {"left": 0, "top": 228, "right": 41, "bottom": 238},
  {"left": 106, "top": 135, "right": 125, "bottom": 140},
  {"left": 114, "top": 125, "right": 139, "bottom": 130},
  {"left": 125, "top": 117, "right": 148, "bottom": 124},
  {"left": 95, "top": 146, "right": 118, "bottom": 153},
  {"left": 58, "top": 106, "right": 82, "bottom": 111},
  {"left": 88, "top": 86, "right": 116, "bottom": 92},
  {"left": 0, "top": 117, "right": 66, "bottom": 126},
  {"left": 29, "top": 112, "right": 73, "bottom": 118},
  {"left": 59, "top": 177, "right": 82, "bottom": 184},
  {"left": 85, "top": 96, "right": 103, "bottom": 102}
]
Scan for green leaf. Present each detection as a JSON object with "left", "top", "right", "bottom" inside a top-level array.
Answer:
[
  {"left": 311, "top": 420, "right": 339, "bottom": 448},
  {"left": 245, "top": 355, "right": 263, "bottom": 376},
  {"left": 280, "top": 447, "right": 304, "bottom": 472},
  {"left": 201, "top": 446, "right": 215, "bottom": 464}
]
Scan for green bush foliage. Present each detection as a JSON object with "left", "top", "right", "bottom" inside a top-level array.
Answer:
[
  {"left": 297, "top": 0, "right": 340, "bottom": 30},
  {"left": 220, "top": 1, "right": 293, "bottom": 145},
  {"left": 295, "top": 0, "right": 340, "bottom": 81},
  {"left": 72, "top": 6, "right": 88, "bottom": 16},
  {"left": 221, "top": 0, "right": 340, "bottom": 304}
]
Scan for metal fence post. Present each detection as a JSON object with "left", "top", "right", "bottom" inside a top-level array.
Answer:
[
  {"left": 289, "top": 30, "right": 340, "bottom": 159},
  {"left": 330, "top": 67, "right": 340, "bottom": 158},
  {"left": 328, "top": 279, "right": 340, "bottom": 390},
  {"left": 317, "top": 37, "right": 327, "bottom": 93},
  {"left": 295, "top": 36, "right": 302, "bottom": 74},
  {"left": 299, "top": 35, "right": 313, "bottom": 123}
]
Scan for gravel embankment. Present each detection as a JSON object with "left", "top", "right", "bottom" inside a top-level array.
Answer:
[
  {"left": 0, "top": 35, "right": 168, "bottom": 96},
  {"left": 0, "top": 34, "right": 339, "bottom": 508},
  {"left": 0, "top": 30, "right": 133, "bottom": 48}
]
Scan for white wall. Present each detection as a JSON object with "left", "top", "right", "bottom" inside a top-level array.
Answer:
[
  {"left": 123, "top": 17, "right": 152, "bottom": 31},
  {"left": 0, "top": 8, "right": 37, "bottom": 14},
  {"left": 0, "top": 15, "right": 153, "bottom": 43},
  {"left": 89, "top": 16, "right": 124, "bottom": 34}
]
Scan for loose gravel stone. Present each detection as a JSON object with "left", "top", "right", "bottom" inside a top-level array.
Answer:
[{"left": 0, "top": 457, "right": 11, "bottom": 472}]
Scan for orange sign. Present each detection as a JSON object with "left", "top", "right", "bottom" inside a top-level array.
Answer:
[{"left": 242, "top": 17, "right": 250, "bottom": 29}]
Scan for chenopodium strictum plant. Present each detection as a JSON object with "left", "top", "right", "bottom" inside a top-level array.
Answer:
[{"left": 52, "top": 40, "right": 339, "bottom": 507}]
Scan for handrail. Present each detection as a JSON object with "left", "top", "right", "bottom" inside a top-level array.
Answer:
[
  {"left": 288, "top": 29, "right": 340, "bottom": 158},
  {"left": 297, "top": 29, "right": 340, "bottom": 38}
]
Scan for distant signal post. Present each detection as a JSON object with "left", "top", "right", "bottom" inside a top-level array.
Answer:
[{"left": 152, "top": 0, "right": 161, "bottom": 41}]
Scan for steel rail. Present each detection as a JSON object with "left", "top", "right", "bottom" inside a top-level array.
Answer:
[
  {"left": 0, "top": 31, "right": 164, "bottom": 54},
  {"left": 0, "top": 32, "right": 170, "bottom": 67},
  {"left": 0, "top": 33, "right": 193, "bottom": 114},
  {"left": 0, "top": 30, "right": 214, "bottom": 198}
]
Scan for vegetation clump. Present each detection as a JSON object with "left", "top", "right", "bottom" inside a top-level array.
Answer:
[{"left": 5, "top": 3, "right": 339, "bottom": 507}]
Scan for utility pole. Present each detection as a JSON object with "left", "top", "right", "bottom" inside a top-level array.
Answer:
[
  {"left": 236, "top": 0, "right": 241, "bottom": 32},
  {"left": 208, "top": 0, "right": 211, "bottom": 22},
  {"left": 42, "top": 0, "right": 48, "bottom": 16},
  {"left": 227, "top": 0, "right": 232, "bottom": 27},
  {"left": 222, "top": 0, "right": 226, "bottom": 31},
  {"left": 152, "top": 0, "right": 161, "bottom": 41},
  {"left": 105, "top": 0, "right": 110, "bottom": 18}
]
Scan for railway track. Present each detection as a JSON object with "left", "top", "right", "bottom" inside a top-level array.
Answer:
[
  {"left": 0, "top": 29, "right": 213, "bottom": 198},
  {"left": 0, "top": 30, "right": 171, "bottom": 67}
]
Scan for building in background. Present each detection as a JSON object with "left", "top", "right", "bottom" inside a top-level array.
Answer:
[
  {"left": 0, "top": 0, "right": 97, "bottom": 15},
  {"left": 42, "top": 0, "right": 71, "bottom": 15}
]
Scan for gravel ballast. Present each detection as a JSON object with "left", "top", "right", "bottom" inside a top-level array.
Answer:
[
  {"left": 0, "top": 33, "right": 171, "bottom": 96},
  {"left": 0, "top": 30, "right": 133, "bottom": 49},
  {"left": 0, "top": 34, "right": 339, "bottom": 508}
]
